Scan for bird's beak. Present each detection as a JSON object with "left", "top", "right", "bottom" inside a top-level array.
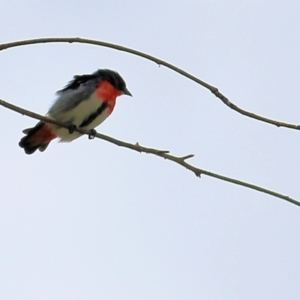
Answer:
[{"left": 123, "top": 87, "right": 132, "bottom": 97}]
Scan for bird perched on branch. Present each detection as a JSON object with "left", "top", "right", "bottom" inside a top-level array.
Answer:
[{"left": 19, "top": 69, "right": 132, "bottom": 154}]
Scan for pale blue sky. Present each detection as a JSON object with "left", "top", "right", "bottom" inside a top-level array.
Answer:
[{"left": 1, "top": 1, "right": 300, "bottom": 299}]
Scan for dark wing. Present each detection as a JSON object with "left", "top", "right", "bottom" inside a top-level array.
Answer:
[{"left": 57, "top": 74, "right": 98, "bottom": 93}]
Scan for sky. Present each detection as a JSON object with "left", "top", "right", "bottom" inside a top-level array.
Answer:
[{"left": 1, "top": 1, "right": 300, "bottom": 299}]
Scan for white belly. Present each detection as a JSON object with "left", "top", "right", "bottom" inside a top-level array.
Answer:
[{"left": 48, "top": 92, "right": 110, "bottom": 142}]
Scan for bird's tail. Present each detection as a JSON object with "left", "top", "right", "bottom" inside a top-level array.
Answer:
[{"left": 19, "top": 122, "right": 57, "bottom": 154}]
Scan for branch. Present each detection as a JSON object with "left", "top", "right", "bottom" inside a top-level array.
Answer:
[
  {"left": 0, "top": 37, "right": 299, "bottom": 131},
  {"left": 0, "top": 98, "right": 299, "bottom": 207}
]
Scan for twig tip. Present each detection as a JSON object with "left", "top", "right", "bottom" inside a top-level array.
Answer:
[{"left": 181, "top": 154, "right": 195, "bottom": 160}]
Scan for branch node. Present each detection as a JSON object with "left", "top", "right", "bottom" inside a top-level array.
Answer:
[
  {"left": 157, "top": 150, "right": 169, "bottom": 155},
  {"left": 211, "top": 87, "right": 219, "bottom": 96},
  {"left": 195, "top": 170, "right": 202, "bottom": 178},
  {"left": 88, "top": 129, "right": 97, "bottom": 139},
  {"left": 135, "top": 142, "right": 142, "bottom": 152}
]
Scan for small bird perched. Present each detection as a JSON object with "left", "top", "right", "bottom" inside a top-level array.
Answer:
[{"left": 19, "top": 69, "right": 132, "bottom": 154}]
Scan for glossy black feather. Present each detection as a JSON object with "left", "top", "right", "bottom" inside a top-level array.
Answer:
[
  {"left": 93, "top": 69, "right": 127, "bottom": 92},
  {"left": 58, "top": 69, "right": 127, "bottom": 93},
  {"left": 59, "top": 74, "right": 98, "bottom": 92}
]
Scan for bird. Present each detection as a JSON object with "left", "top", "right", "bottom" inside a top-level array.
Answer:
[{"left": 19, "top": 69, "right": 132, "bottom": 154}]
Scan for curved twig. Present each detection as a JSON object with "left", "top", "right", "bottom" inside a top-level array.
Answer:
[
  {"left": 0, "top": 37, "right": 299, "bottom": 130},
  {"left": 0, "top": 98, "right": 299, "bottom": 207}
]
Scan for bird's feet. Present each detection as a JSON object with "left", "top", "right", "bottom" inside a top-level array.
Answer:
[
  {"left": 88, "top": 129, "right": 97, "bottom": 139},
  {"left": 68, "top": 123, "right": 77, "bottom": 134}
]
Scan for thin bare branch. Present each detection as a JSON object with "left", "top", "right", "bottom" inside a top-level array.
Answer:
[
  {"left": 0, "top": 98, "right": 299, "bottom": 207},
  {"left": 0, "top": 37, "right": 299, "bottom": 130}
]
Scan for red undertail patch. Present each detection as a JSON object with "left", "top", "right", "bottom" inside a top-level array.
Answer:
[{"left": 19, "top": 122, "right": 57, "bottom": 154}]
